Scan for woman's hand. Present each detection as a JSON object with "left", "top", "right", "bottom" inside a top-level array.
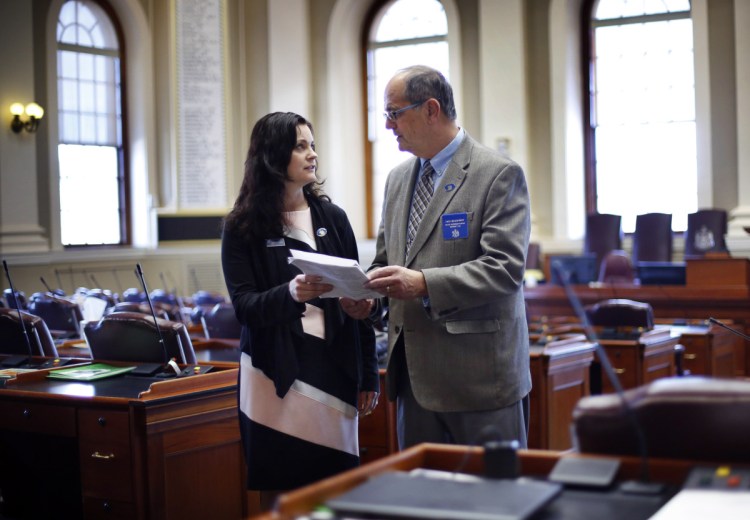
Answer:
[
  {"left": 288, "top": 275, "right": 334, "bottom": 303},
  {"left": 358, "top": 390, "right": 379, "bottom": 416},
  {"left": 340, "top": 297, "right": 374, "bottom": 320}
]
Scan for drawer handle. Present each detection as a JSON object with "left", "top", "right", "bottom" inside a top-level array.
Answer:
[
  {"left": 684, "top": 354, "right": 697, "bottom": 360},
  {"left": 614, "top": 368, "right": 626, "bottom": 374},
  {"left": 91, "top": 451, "right": 116, "bottom": 460}
]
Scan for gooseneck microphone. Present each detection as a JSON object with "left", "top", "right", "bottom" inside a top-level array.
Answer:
[
  {"left": 159, "top": 271, "right": 185, "bottom": 324},
  {"left": 3, "top": 260, "right": 36, "bottom": 367},
  {"left": 552, "top": 261, "right": 659, "bottom": 492},
  {"left": 40, "top": 276, "right": 65, "bottom": 296},
  {"left": 708, "top": 317, "right": 750, "bottom": 342},
  {"left": 40, "top": 276, "right": 54, "bottom": 293},
  {"left": 135, "top": 263, "right": 181, "bottom": 377}
]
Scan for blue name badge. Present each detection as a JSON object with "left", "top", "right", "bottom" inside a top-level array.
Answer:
[{"left": 442, "top": 213, "right": 469, "bottom": 240}]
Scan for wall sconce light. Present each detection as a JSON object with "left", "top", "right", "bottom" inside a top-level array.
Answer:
[{"left": 10, "top": 102, "right": 45, "bottom": 133}]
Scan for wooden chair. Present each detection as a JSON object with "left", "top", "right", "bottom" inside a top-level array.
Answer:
[
  {"left": 632, "top": 213, "right": 672, "bottom": 263},
  {"left": 583, "top": 213, "right": 623, "bottom": 273},
  {"left": 684, "top": 208, "right": 728, "bottom": 258}
]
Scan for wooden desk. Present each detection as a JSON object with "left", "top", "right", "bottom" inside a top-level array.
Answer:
[
  {"left": 358, "top": 369, "right": 398, "bottom": 465},
  {"left": 525, "top": 284, "right": 750, "bottom": 377},
  {"left": 595, "top": 327, "right": 678, "bottom": 394},
  {"left": 665, "top": 322, "right": 738, "bottom": 378},
  {"left": 528, "top": 334, "right": 595, "bottom": 450},
  {"left": 256, "top": 443, "right": 700, "bottom": 520},
  {"left": 0, "top": 366, "right": 247, "bottom": 519}
]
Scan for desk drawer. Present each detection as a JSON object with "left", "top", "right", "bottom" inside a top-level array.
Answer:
[
  {"left": 0, "top": 401, "right": 76, "bottom": 436},
  {"left": 600, "top": 347, "right": 638, "bottom": 389},
  {"left": 78, "top": 408, "right": 130, "bottom": 443},
  {"left": 83, "top": 497, "right": 137, "bottom": 519},
  {"left": 78, "top": 409, "right": 133, "bottom": 503}
]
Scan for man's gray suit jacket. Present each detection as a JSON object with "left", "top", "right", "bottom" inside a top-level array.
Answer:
[{"left": 371, "top": 133, "right": 532, "bottom": 413}]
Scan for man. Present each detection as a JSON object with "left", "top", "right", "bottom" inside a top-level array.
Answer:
[{"left": 348, "top": 65, "right": 531, "bottom": 450}]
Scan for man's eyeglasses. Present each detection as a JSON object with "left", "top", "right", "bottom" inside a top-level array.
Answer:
[{"left": 383, "top": 100, "right": 426, "bottom": 121}]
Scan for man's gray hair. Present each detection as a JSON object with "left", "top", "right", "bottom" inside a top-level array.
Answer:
[{"left": 397, "top": 65, "right": 457, "bottom": 121}]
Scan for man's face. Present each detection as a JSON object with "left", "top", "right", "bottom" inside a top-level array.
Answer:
[{"left": 383, "top": 77, "right": 427, "bottom": 157}]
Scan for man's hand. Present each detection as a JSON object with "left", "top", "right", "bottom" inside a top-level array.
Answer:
[{"left": 366, "top": 265, "right": 427, "bottom": 299}]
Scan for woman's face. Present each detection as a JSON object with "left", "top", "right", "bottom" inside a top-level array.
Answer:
[{"left": 286, "top": 124, "right": 317, "bottom": 188}]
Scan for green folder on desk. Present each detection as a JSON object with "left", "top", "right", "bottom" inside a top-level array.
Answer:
[{"left": 47, "top": 363, "right": 136, "bottom": 381}]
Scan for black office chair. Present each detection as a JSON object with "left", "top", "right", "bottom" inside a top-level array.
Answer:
[
  {"left": 585, "top": 298, "right": 654, "bottom": 330},
  {"left": 631, "top": 213, "right": 673, "bottom": 263},
  {"left": 106, "top": 301, "right": 171, "bottom": 320},
  {"left": 598, "top": 250, "right": 637, "bottom": 285},
  {"left": 573, "top": 376, "right": 750, "bottom": 463},
  {"left": 81, "top": 288, "right": 118, "bottom": 321},
  {"left": 192, "top": 290, "right": 227, "bottom": 307},
  {"left": 684, "top": 208, "right": 728, "bottom": 258},
  {"left": 200, "top": 302, "right": 242, "bottom": 340},
  {"left": 121, "top": 287, "right": 147, "bottom": 302},
  {"left": 83, "top": 311, "right": 197, "bottom": 364},
  {"left": 27, "top": 292, "right": 84, "bottom": 338},
  {"left": 3, "top": 289, "right": 27, "bottom": 310},
  {"left": 190, "top": 290, "right": 227, "bottom": 325},
  {"left": 583, "top": 213, "right": 623, "bottom": 273},
  {"left": 0, "top": 308, "right": 59, "bottom": 358}
]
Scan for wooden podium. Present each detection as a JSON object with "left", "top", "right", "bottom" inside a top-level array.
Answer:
[
  {"left": 0, "top": 365, "right": 247, "bottom": 519},
  {"left": 528, "top": 334, "right": 595, "bottom": 450}
]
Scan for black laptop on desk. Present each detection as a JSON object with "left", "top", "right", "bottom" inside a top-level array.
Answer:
[{"left": 325, "top": 470, "right": 563, "bottom": 520}]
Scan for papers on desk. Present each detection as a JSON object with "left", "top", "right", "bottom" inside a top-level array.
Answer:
[
  {"left": 288, "top": 249, "right": 381, "bottom": 300},
  {"left": 649, "top": 489, "right": 750, "bottom": 520},
  {"left": 47, "top": 363, "right": 136, "bottom": 381}
]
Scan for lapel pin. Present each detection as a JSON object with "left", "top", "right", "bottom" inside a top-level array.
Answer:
[
  {"left": 445, "top": 183, "right": 456, "bottom": 192},
  {"left": 316, "top": 228, "right": 328, "bottom": 237}
]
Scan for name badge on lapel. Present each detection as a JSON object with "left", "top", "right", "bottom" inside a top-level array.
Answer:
[
  {"left": 266, "top": 238, "right": 285, "bottom": 247},
  {"left": 442, "top": 213, "right": 469, "bottom": 240}
]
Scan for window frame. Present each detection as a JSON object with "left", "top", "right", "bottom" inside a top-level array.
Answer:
[
  {"left": 360, "top": 0, "right": 449, "bottom": 238},
  {"left": 55, "top": 0, "right": 131, "bottom": 248},
  {"left": 581, "top": 0, "right": 695, "bottom": 227}
]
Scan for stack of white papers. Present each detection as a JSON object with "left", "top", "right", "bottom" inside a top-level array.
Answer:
[{"left": 288, "top": 249, "right": 381, "bottom": 300}]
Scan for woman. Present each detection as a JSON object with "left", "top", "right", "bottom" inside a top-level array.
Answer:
[{"left": 221, "top": 112, "right": 379, "bottom": 508}]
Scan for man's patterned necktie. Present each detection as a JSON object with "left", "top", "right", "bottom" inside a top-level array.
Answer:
[{"left": 406, "top": 160, "right": 435, "bottom": 252}]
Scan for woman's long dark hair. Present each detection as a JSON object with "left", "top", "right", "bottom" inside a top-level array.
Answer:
[{"left": 224, "top": 112, "right": 327, "bottom": 239}]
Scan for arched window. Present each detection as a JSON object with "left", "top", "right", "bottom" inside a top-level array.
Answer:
[
  {"left": 364, "top": 0, "right": 449, "bottom": 237},
  {"left": 584, "top": 0, "right": 695, "bottom": 232},
  {"left": 56, "top": 0, "right": 128, "bottom": 246}
]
